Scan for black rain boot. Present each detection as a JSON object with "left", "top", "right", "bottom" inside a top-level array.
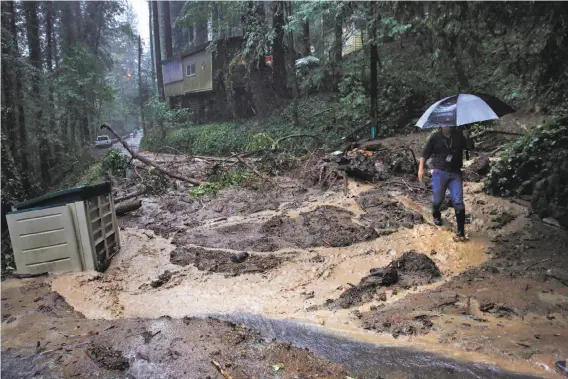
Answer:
[
  {"left": 454, "top": 209, "right": 466, "bottom": 242},
  {"left": 432, "top": 208, "right": 442, "bottom": 226}
]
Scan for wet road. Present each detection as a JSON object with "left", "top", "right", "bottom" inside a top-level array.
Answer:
[{"left": 113, "top": 132, "right": 142, "bottom": 154}]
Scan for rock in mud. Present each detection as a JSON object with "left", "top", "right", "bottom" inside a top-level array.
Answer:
[
  {"left": 170, "top": 246, "right": 286, "bottom": 276},
  {"left": 86, "top": 343, "right": 129, "bottom": 371},
  {"left": 230, "top": 252, "right": 249, "bottom": 263},
  {"left": 150, "top": 270, "right": 173, "bottom": 288}
]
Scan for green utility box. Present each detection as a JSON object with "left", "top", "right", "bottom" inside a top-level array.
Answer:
[{"left": 6, "top": 182, "right": 120, "bottom": 274}]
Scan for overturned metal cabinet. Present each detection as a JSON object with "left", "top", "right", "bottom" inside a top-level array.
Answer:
[{"left": 6, "top": 182, "right": 120, "bottom": 274}]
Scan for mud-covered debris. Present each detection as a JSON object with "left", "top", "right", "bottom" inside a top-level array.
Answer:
[
  {"left": 479, "top": 302, "right": 518, "bottom": 318},
  {"left": 86, "top": 343, "right": 129, "bottom": 371},
  {"left": 141, "top": 330, "right": 161, "bottom": 343},
  {"left": 389, "top": 251, "right": 441, "bottom": 286},
  {"left": 367, "top": 267, "right": 399, "bottom": 286},
  {"left": 170, "top": 246, "right": 286, "bottom": 276},
  {"left": 310, "top": 254, "right": 325, "bottom": 263},
  {"left": 546, "top": 268, "right": 568, "bottom": 286},
  {"left": 301, "top": 291, "right": 315, "bottom": 299},
  {"left": 230, "top": 252, "right": 249, "bottom": 263},
  {"left": 490, "top": 212, "right": 516, "bottom": 229},
  {"left": 331, "top": 251, "right": 441, "bottom": 309},
  {"left": 5, "top": 316, "right": 16, "bottom": 324},
  {"left": 150, "top": 270, "right": 173, "bottom": 288},
  {"left": 357, "top": 191, "right": 424, "bottom": 230},
  {"left": 463, "top": 155, "right": 490, "bottom": 182},
  {"left": 175, "top": 205, "right": 378, "bottom": 252},
  {"left": 260, "top": 206, "right": 379, "bottom": 249}
]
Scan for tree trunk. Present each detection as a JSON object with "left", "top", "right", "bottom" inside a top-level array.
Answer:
[
  {"left": 447, "top": 36, "right": 470, "bottom": 92},
  {"left": 369, "top": 4, "right": 378, "bottom": 138},
  {"left": 212, "top": 2, "right": 220, "bottom": 40},
  {"left": 9, "top": 1, "right": 31, "bottom": 193},
  {"left": 138, "top": 35, "right": 147, "bottom": 135},
  {"left": 302, "top": 20, "right": 311, "bottom": 56},
  {"left": 149, "top": 1, "right": 156, "bottom": 87},
  {"left": 271, "top": 1, "right": 287, "bottom": 97},
  {"left": 24, "top": 1, "right": 50, "bottom": 187},
  {"left": 285, "top": 2, "right": 300, "bottom": 127},
  {"left": 74, "top": 1, "right": 82, "bottom": 42},
  {"left": 333, "top": 6, "right": 343, "bottom": 91},
  {"left": 1, "top": 1, "right": 18, "bottom": 155},
  {"left": 162, "top": 1, "right": 173, "bottom": 59},
  {"left": 45, "top": 1, "right": 58, "bottom": 170},
  {"left": 152, "top": 1, "right": 165, "bottom": 100},
  {"left": 0, "top": 128, "right": 24, "bottom": 203}
]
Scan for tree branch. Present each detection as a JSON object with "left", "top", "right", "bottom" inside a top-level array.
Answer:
[{"left": 100, "top": 123, "right": 203, "bottom": 186}]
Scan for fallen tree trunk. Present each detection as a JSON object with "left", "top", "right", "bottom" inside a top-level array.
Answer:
[
  {"left": 115, "top": 187, "right": 146, "bottom": 203},
  {"left": 115, "top": 199, "right": 142, "bottom": 216},
  {"left": 100, "top": 123, "right": 203, "bottom": 186}
]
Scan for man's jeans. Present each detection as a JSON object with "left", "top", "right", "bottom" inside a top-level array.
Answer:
[{"left": 432, "top": 169, "right": 465, "bottom": 212}]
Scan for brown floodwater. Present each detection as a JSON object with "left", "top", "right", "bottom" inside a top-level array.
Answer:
[{"left": 43, "top": 183, "right": 561, "bottom": 378}]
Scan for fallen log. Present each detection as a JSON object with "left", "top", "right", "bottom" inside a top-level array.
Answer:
[
  {"left": 100, "top": 123, "right": 203, "bottom": 186},
  {"left": 115, "top": 187, "right": 146, "bottom": 203},
  {"left": 115, "top": 199, "right": 142, "bottom": 216}
]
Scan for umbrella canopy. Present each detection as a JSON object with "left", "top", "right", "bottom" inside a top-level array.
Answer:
[{"left": 416, "top": 93, "right": 515, "bottom": 129}]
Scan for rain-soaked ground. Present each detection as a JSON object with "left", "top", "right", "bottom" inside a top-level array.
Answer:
[{"left": 3, "top": 137, "right": 568, "bottom": 378}]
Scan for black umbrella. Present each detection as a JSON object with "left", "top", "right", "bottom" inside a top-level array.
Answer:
[{"left": 416, "top": 93, "right": 515, "bottom": 129}]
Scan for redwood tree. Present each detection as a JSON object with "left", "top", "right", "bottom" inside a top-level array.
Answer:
[{"left": 152, "top": 1, "right": 164, "bottom": 100}]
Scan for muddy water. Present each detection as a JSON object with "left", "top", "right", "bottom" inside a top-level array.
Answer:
[
  {"left": 209, "top": 312, "right": 544, "bottom": 379},
  {"left": 50, "top": 182, "right": 557, "bottom": 378}
]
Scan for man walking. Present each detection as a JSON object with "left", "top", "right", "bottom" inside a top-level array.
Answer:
[{"left": 418, "top": 126, "right": 472, "bottom": 241}]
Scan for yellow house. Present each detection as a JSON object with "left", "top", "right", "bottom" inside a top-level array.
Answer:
[
  {"left": 160, "top": 37, "right": 246, "bottom": 122},
  {"left": 343, "top": 23, "right": 364, "bottom": 56},
  {"left": 162, "top": 50, "right": 213, "bottom": 97}
]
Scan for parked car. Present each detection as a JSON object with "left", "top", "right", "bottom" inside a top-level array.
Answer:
[{"left": 95, "top": 135, "right": 112, "bottom": 148}]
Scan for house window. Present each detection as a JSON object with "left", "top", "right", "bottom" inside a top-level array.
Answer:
[{"left": 186, "top": 63, "right": 196, "bottom": 77}]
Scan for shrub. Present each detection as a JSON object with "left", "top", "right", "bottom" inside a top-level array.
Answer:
[
  {"left": 485, "top": 114, "right": 568, "bottom": 196},
  {"left": 189, "top": 168, "right": 251, "bottom": 197},
  {"left": 101, "top": 148, "right": 128, "bottom": 177}
]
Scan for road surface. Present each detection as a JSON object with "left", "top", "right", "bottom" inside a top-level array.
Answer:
[{"left": 113, "top": 132, "right": 142, "bottom": 155}]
